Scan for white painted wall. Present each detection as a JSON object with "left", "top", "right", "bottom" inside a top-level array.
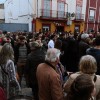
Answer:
[
  {"left": 67, "top": 0, "right": 76, "bottom": 13},
  {"left": 0, "top": 9, "right": 4, "bottom": 19},
  {"left": 66, "top": 0, "right": 86, "bottom": 20},
  {"left": 4, "top": 0, "right": 35, "bottom": 32},
  {"left": 37, "top": 0, "right": 42, "bottom": 17},
  {"left": 82, "top": 0, "right": 87, "bottom": 20}
]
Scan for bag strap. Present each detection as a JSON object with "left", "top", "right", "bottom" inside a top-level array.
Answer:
[
  {"left": 1, "top": 65, "right": 8, "bottom": 75},
  {"left": 44, "top": 61, "right": 55, "bottom": 70},
  {"left": 0, "top": 62, "right": 11, "bottom": 75}
]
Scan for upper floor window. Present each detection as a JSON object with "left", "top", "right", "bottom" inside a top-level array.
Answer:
[
  {"left": 42, "top": 0, "right": 51, "bottom": 17},
  {"left": 89, "top": 9, "right": 95, "bottom": 21},
  {"left": 76, "top": 6, "right": 82, "bottom": 19},
  {"left": 57, "top": 0, "right": 65, "bottom": 18},
  {"left": 76, "top": 0, "right": 83, "bottom": 19}
]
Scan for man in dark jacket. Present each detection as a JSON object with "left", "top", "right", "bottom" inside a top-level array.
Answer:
[
  {"left": 78, "top": 33, "right": 90, "bottom": 59},
  {"left": 25, "top": 41, "right": 45, "bottom": 100},
  {"left": 14, "top": 35, "right": 30, "bottom": 85}
]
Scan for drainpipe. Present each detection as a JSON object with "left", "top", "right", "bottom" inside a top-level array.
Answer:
[{"left": 37, "top": 0, "right": 38, "bottom": 18}]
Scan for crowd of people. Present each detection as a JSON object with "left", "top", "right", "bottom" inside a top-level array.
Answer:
[{"left": 0, "top": 30, "right": 100, "bottom": 100}]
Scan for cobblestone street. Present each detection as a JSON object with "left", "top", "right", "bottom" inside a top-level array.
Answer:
[{"left": 21, "top": 77, "right": 33, "bottom": 97}]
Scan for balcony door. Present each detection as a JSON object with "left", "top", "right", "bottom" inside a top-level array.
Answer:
[
  {"left": 43, "top": 0, "right": 51, "bottom": 17},
  {"left": 76, "top": 0, "right": 83, "bottom": 19},
  {"left": 57, "top": 1, "right": 65, "bottom": 18}
]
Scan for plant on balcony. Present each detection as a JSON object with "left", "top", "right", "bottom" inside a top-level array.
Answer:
[{"left": 71, "top": 12, "right": 75, "bottom": 17}]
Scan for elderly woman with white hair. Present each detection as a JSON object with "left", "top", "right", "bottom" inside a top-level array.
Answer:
[
  {"left": 36, "top": 48, "right": 64, "bottom": 100},
  {"left": 64, "top": 55, "right": 100, "bottom": 100},
  {"left": 0, "top": 43, "right": 21, "bottom": 99}
]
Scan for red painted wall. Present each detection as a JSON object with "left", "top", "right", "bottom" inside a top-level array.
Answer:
[{"left": 85, "top": 0, "right": 100, "bottom": 32}]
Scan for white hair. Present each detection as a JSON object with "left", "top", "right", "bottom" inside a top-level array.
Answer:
[{"left": 45, "top": 48, "right": 61, "bottom": 62}]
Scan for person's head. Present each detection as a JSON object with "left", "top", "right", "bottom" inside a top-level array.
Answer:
[
  {"left": 81, "top": 33, "right": 89, "bottom": 40},
  {"left": 30, "top": 41, "right": 41, "bottom": 51},
  {"left": 18, "top": 35, "right": 26, "bottom": 45},
  {"left": 0, "top": 43, "right": 14, "bottom": 64},
  {"left": 45, "top": 48, "right": 61, "bottom": 64},
  {"left": 94, "top": 35, "right": 100, "bottom": 46},
  {"left": 79, "top": 55, "right": 97, "bottom": 74},
  {"left": 66, "top": 74, "right": 95, "bottom": 100},
  {"left": 81, "top": 33, "right": 90, "bottom": 43},
  {"left": 50, "top": 35, "right": 56, "bottom": 41},
  {"left": 55, "top": 39, "right": 62, "bottom": 50}
]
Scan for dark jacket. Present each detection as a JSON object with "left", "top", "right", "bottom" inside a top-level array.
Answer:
[
  {"left": 86, "top": 47, "right": 100, "bottom": 75},
  {"left": 14, "top": 43, "right": 30, "bottom": 64},
  {"left": 78, "top": 40, "right": 90, "bottom": 59},
  {"left": 25, "top": 47, "right": 45, "bottom": 87}
]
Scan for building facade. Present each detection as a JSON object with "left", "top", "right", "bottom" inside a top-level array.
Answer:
[
  {"left": 33, "top": 0, "right": 86, "bottom": 33},
  {"left": 4, "top": 0, "right": 93, "bottom": 33},
  {"left": 84, "top": 0, "right": 100, "bottom": 32},
  {"left": 0, "top": 4, "right": 5, "bottom": 23},
  {"left": 4, "top": 0, "right": 35, "bottom": 32}
]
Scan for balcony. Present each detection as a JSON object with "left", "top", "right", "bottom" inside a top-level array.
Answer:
[
  {"left": 39, "top": 9, "right": 68, "bottom": 21},
  {"left": 75, "top": 13, "right": 84, "bottom": 21},
  {"left": 89, "top": 16, "right": 95, "bottom": 22}
]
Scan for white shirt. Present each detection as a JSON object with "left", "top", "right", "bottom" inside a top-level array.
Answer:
[{"left": 48, "top": 40, "right": 54, "bottom": 49}]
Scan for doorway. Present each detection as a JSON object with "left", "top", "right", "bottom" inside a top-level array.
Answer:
[
  {"left": 75, "top": 25, "right": 80, "bottom": 32},
  {"left": 56, "top": 26, "right": 64, "bottom": 32}
]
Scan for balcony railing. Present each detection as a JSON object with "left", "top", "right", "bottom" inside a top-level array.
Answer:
[
  {"left": 75, "top": 13, "right": 84, "bottom": 20},
  {"left": 38, "top": 9, "right": 84, "bottom": 21},
  {"left": 89, "top": 16, "right": 95, "bottom": 21},
  {"left": 39, "top": 9, "right": 68, "bottom": 19}
]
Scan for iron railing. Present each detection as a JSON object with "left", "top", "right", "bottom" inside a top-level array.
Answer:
[
  {"left": 75, "top": 13, "right": 84, "bottom": 20},
  {"left": 39, "top": 9, "right": 68, "bottom": 19},
  {"left": 39, "top": 9, "right": 84, "bottom": 21}
]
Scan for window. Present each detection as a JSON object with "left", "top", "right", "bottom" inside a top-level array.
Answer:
[
  {"left": 43, "top": 0, "right": 51, "bottom": 17},
  {"left": 76, "top": 6, "right": 82, "bottom": 19},
  {"left": 42, "top": 24, "right": 51, "bottom": 32},
  {"left": 89, "top": 10, "right": 95, "bottom": 21},
  {"left": 58, "top": 1, "right": 65, "bottom": 18},
  {"left": 76, "top": 0, "right": 83, "bottom": 19}
]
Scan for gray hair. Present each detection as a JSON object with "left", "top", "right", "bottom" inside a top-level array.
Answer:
[
  {"left": 79, "top": 55, "right": 97, "bottom": 74},
  {"left": 45, "top": 48, "right": 61, "bottom": 62},
  {"left": 0, "top": 43, "right": 14, "bottom": 64}
]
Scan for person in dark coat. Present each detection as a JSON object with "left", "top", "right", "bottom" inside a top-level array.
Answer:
[
  {"left": 78, "top": 33, "right": 90, "bottom": 59},
  {"left": 86, "top": 35, "right": 100, "bottom": 75},
  {"left": 25, "top": 41, "right": 45, "bottom": 100},
  {"left": 14, "top": 35, "right": 30, "bottom": 85}
]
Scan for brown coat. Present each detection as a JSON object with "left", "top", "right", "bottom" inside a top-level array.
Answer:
[
  {"left": 64, "top": 72, "right": 100, "bottom": 100},
  {"left": 36, "top": 63, "right": 64, "bottom": 100}
]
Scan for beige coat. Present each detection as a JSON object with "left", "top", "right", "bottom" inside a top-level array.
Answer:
[
  {"left": 64, "top": 72, "right": 100, "bottom": 100},
  {"left": 36, "top": 63, "right": 64, "bottom": 100}
]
